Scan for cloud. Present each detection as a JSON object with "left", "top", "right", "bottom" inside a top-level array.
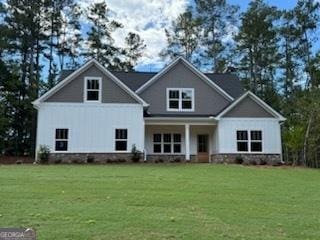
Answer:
[{"left": 78, "top": 0, "right": 188, "bottom": 71}]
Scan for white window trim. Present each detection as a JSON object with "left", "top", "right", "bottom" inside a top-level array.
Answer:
[
  {"left": 114, "top": 128, "right": 129, "bottom": 152},
  {"left": 84, "top": 76, "right": 102, "bottom": 103},
  {"left": 166, "top": 88, "right": 195, "bottom": 112},
  {"left": 153, "top": 133, "right": 182, "bottom": 154},
  {"left": 54, "top": 128, "right": 69, "bottom": 153},
  {"left": 236, "top": 130, "right": 263, "bottom": 153}
]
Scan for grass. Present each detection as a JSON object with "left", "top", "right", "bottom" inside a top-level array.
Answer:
[{"left": 0, "top": 164, "right": 319, "bottom": 240}]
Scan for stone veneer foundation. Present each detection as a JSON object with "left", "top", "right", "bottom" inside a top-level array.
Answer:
[
  {"left": 49, "top": 153, "right": 282, "bottom": 165},
  {"left": 211, "top": 154, "right": 282, "bottom": 165}
]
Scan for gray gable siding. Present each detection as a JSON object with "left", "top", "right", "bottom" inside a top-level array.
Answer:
[
  {"left": 223, "top": 96, "right": 274, "bottom": 118},
  {"left": 140, "top": 61, "right": 231, "bottom": 116},
  {"left": 46, "top": 65, "right": 138, "bottom": 104}
]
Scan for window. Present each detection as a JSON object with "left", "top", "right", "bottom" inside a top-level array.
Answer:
[
  {"left": 236, "top": 130, "right": 263, "bottom": 152},
  {"left": 55, "top": 129, "right": 68, "bottom": 151},
  {"left": 251, "top": 131, "right": 262, "bottom": 152},
  {"left": 153, "top": 133, "right": 181, "bottom": 154},
  {"left": 85, "top": 77, "right": 101, "bottom": 102},
  {"left": 167, "top": 88, "right": 194, "bottom": 111},
  {"left": 153, "top": 134, "right": 162, "bottom": 153},
  {"left": 237, "top": 130, "right": 248, "bottom": 152},
  {"left": 115, "top": 129, "right": 127, "bottom": 151}
]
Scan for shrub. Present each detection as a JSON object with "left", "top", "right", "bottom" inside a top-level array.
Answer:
[
  {"left": 260, "top": 159, "right": 267, "bottom": 165},
  {"left": 131, "top": 145, "right": 142, "bottom": 163},
  {"left": 235, "top": 156, "right": 243, "bottom": 164},
  {"left": 54, "top": 159, "right": 62, "bottom": 164},
  {"left": 37, "top": 145, "right": 50, "bottom": 164},
  {"left": 16, "top": 160, "right": 23, "bottom": 165},
  {"left": 87, "top": 155, "right": 95, "bottom": 164}
]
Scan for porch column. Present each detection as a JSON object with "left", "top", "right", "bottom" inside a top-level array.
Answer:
[{"left": 185, "top": 124, "right": 190, "bottom": 161}]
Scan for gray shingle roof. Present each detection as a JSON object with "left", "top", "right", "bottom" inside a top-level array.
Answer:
[{"left": 57, "top": 70, "right": 244, "bottom": 99}]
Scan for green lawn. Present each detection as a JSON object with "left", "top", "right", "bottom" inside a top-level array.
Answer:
[{"left": 0, "top": 164, "right": 319, "bottom": 240}]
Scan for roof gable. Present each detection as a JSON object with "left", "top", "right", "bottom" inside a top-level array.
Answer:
[
  {"left": 217, "top": 91, "right": 286, "bottom": 121},
  {"left": 33, "top": 60, "right": 148, "bottom": 107},
  {"left": 135, "top": 57, "right": 234, "bottom": 101}
]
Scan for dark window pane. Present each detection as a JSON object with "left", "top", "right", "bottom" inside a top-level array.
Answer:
[
  {"left": 251, "top": 131, "right": 262, "bottom": 141},
  {"left": 163, "top": 134, "right": 171, "bottom": 143},
  {"left": 182, "top": 100, "right": 192, "bottom": 109},
  {"left": 182, "top": 90, "right": 192, "bottom": 99},
  {"left": 87, "top": 79, "right": 99, "bottom": 90},
  {"left": 163, "top": 144, "right": 171, "bottom": 153},
  {"left": 173, "top": 134, "right": 181, "bottom": 143},
  {"left": 55, "top": 141, "right": 68, "bottom": 151},
  {"left": 169, "top": 90, "right": 179, "bottom": 98},
  {"left": 87, "top": 91, "right": 99, "bottom": 101},
  {"left": 153, "top": 144, "right": 161, "bottom": 153},
  {"left": 237, "top": 142, "right": 248, "bottom": 152},
  {"left": 169, "top": 100, "right": 179, "bottom": 109},
  {"left": 55, "top": 129, "right": 68, "bottom": 140},
  {"left": 116, "top": 129, "right": 127, "bottom": 139},
  {"left": 251, "top": 142, "right": 262, "bottom": 152},
  {"left": 153, "top": 134, "right": 161, "bottom": 143},
  {"left": 174, "top": 144, "right": 181, "bottom": 153},
  {"left": 237, "top": 131, "right": 248, "bottom": 140},
  {"left": 116, "top": 140, "right": 127, "bottom": 151}
]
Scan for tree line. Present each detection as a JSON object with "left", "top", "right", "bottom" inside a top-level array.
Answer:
[{"left": 1, "top": 0, "right": 320, "bottom": 167}]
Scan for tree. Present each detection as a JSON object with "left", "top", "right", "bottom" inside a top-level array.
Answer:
[
  {"left": 293, "top": 0, "right": 320, "bottom": 88},
  {"left": 235, "top": 0, "right": 280, "bottom": 105},
  {"left": 84, "top": 2, "right": 122, "bottom": 68},
  {"left": 195, "top": 0, "right": 239, "bottom": 72},
  {"left": 161, "top": 9, "right": 201, "bottom": 63},
  {"left": 122, "top": 32, "right": 146, "bottom": 71}
]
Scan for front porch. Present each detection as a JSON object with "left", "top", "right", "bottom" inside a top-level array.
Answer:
[{"left": 144, "top": 118, "right": 217, "bottom": 162}]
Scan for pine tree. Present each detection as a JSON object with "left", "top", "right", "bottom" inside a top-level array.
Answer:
[
  {"left": 122, "top": 32, "right": 146, "bottom": 71},
  {"left": 84, "top": 2, "right": 122, "bottom": 68},
  {"left": 235, "top": 0, "right": 280, "bottom": 104},
  {"left": 161, "top": 9, "right": 201, "bottom": 63},
  {"left": 195, "top": 0, "right": 239, "bottom": 72}
]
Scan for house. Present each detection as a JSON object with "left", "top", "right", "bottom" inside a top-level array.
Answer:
[{"left": 33, "top": 57, "right": 286, "bottom": 164}]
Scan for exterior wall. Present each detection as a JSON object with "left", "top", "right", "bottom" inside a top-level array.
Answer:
[
  {"left": 139, "top": 61, "right": 231, "bottom": 116},
  {"left": 224, "top": 96, "right": 274, "bottom": 118},
  {"left": 144, "top": 125, "right": 216, "bottom": 157},
  {"left": 46, "top": 64, "right": 137, "bottom": 104},
  {"left": 211, "top": 154, "right": 282, "bottom": 165},
  {"left": 36, "top": 103, "right": 144, "bottom": 158},
  {"left": 217, "top": 118, "right": 282, "bottom": 154}
]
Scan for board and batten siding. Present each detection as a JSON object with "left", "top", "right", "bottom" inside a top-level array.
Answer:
[
  {"left": 36, "top": 103, "right": 144, "bottom": 154},
  {"left": 217, "top": 118, "right": 282, "bottom": 154}
]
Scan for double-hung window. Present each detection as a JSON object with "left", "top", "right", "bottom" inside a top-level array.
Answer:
[
  {"left": 85, "top": 77, "right": 101, "bottom": 102},
  {"left": 251, "top": 131, "right": 262, "bottom": 152},
  {"left": 153, "top": 133, "right": 182, "bottom": 154},
  {"left": 55, "top": 129, "right": 68, "bottom": 151},
  {"left": 236, "top": 131, "right": 248, "bottom": 152},
  {"left": 236, "top": 130, "right": 263, "bottom": 152},
  {"left": 167, "top": 88, "right": 194, "bottom": 111},
  {"left": 115, "top": 129, "right": 128, "bottom": 151}
]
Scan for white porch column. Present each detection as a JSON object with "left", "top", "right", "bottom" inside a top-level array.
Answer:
[{"left": 185, "top": 124, "right": 190, "bottom": 161}]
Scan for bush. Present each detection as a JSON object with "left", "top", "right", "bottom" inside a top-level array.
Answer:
[
  {"left": 54, "top": 159, "right": 62, "bottom": 164},
  {"left": 235, "top": 156, "right": 243, "bottom": 164},
  {"left": 131, "top": 145, "right": 142, "bottom": 163},
  {"left": 87, "top": 155, "right": 95, "bottom": 164},
  {"left": 260, "top": 159, "right": 267, "bottom": 165},
  {"left": 37, "top": 145, "right": 50, "bottom": 164}
]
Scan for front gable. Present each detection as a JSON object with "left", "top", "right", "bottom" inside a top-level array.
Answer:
[
  {"left": 139, "top": 58, "right": 232, "bottom": 116},
  {"left": 33, "top": 60, "right": 148, "bottom": 106},
  {"left": 46, "top": 64, "right": 137, "bottom": 103},
  {"left": 217, "top": 91, "right": 286, "bottom": 120}
]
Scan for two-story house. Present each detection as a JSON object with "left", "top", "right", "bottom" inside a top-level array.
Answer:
[{"left": 33, "top": 57, "right": 285, "bottom": 164}]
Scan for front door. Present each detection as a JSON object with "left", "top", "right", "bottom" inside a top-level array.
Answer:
[{"left": 197, "top": 135, "right": 209, "bottom": 163}]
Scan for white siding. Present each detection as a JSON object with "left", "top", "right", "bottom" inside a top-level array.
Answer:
[
  {"left": 217, "top": 118, "right": 282, "bottom": 154},
  {"left": 36, "top": 103, "right": 144, "bottom": 154}
]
